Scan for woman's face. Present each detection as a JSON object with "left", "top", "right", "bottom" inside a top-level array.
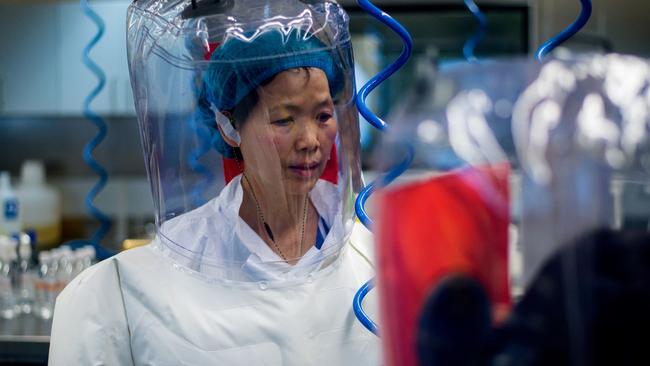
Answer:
[{"left": 238, "top": 68, "right": 338, "bottom": 195}]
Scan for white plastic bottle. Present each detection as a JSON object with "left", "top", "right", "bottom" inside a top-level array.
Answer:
[
  {"left": 56, "top": 246, "right": 75, "bottom": 288},
  {"left": 0, "top": 172, "right": 21, "bottom": 236},
  {"left": 40, "top": 250, "right": 61, "bottom": 319},
  {"left": 15, "top": 161, "right": 61, "bottom": 248},
  {"left": 72, "top": 249, "right": 86, "bottom": 278},
  {"left": 36, "top": 250, "right": 61, "bottom": 320},
  {"left": 83, "top": 245, "right": 96, "bottom": 268},
  {"left": 35, "top": 251, "right": 51, "bottom": 319},
  {"left": 17, "top": 234, "right": 36, "bottom": 314}
]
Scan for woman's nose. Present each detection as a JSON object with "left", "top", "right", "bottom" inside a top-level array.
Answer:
[{"left": 295, "top": 121, "right": 320, "bottom": 152}]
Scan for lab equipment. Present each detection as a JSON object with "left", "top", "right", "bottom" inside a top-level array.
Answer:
[
  {"left": 33, "top": 246, "right": 93, "bottom": 321},
  {"left": 79, "top": 0, "right": 113, "bottom": 254},
  {"left": 16, "top": 234, "right": 36, "bottom": 315},
  {"left": 35, "top": 251, "right": 55, "bottom": 320},
  {"left": 536, "top": 0, "right": 593, "bottom": 60},
  {"left": 0, "top": 172, "right": 21, "bottom": 236},
  {"left": 72, "top": 246, "right": 95, "bottom": 277},
  {"left": 463, "top": 0, "right": 487, "bottom": 63},
  {"left": 372, "top": 54, "right": 650, "bottom": 366},
  {"left": 55, "top": 247, "right": 75, "bottom": 289},
  {"left": 0, "top": 236, "right": 18, "bottom": 319},
  {"left": 352, "top": 0, "right": 413, "bottom": 336},
  {"left": 15, "top": 161, "right": 61, "bottom": 248}
]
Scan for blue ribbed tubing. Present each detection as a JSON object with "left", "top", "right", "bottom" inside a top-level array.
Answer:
[
  {"left": 355, "top": 1, "right": 413, "bottom": 133},
  {"left": 79, "top": 0, "right": 113, "bottom": 258},
  {"left": 354, "top": 0, "right": 413, "bottom": 230},
  {"left": 353, "top": 0, "right": 414, "bottom": 337},
  {"left": 353, "top": 278, "right": 379, "bottom": 335},
  {"left": 536, "top": 0, "right": 592, "bottom": 60},
  {"left": 463, "top": 0, "right": 488, "bottom": 63}
]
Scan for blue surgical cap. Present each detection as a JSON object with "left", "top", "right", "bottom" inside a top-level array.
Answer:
[{"left": 200, "top": 28, "right": 345, "bottom": 157}]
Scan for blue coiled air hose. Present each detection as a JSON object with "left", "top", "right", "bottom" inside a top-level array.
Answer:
[
  {"left": 352, "top": 0, "right": 414, "bottom": 337},
  {"left": 463, "top": 0, "right": 488, "bottom": 63},
  {"left": 536, "top": 0, "right": 592, "bottom": 60},
  {"left": 69, "top": 0, "right": 114, "bottom": 259}
]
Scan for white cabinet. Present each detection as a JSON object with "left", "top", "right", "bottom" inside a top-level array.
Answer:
[{"left": 0, "top": 1, "right": 134, "bottom": 116}]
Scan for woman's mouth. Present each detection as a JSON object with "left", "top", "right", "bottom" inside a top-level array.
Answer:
[{"left": 288, "top": 162, "right": 320, "bottom": 178}]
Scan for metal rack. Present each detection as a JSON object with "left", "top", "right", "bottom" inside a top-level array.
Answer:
[{"left": 0, "top": 315, "right": 51, "bottom": 365}]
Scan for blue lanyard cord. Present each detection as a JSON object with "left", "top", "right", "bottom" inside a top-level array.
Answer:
[
  {"left": 315, "top": 216, "right": 330, "bottom": 250},
  {"left": 463, "top": 0, "right": 488, "bottom": 63},
  {"left": 80, "top": 0, "right": 113, "bottom": 255},
  {"left": 536, "top": 0, "right": 593, "bottom": 60},
  {"left": 353, "top": 0, "right": 414, "bottom": 337}
]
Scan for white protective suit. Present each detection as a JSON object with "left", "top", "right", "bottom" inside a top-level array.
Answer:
[{"left": 49, "top": 176, "right": 381, "bottom": 365}]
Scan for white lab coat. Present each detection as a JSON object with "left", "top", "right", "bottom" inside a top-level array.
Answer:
[{"left": 49, "top": 177, "right": 381, "bottom": 365}]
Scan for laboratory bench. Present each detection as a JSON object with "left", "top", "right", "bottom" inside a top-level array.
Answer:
[{"left": 0, "top": 315, "right": 51, "bottom": 365}]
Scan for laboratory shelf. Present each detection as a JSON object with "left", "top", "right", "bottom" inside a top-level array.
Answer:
[{"left": 0, "top": 314, "right": 51, "bottom": 365}]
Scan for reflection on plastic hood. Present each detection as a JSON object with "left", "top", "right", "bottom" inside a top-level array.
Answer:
[{"left": 513, "top": 54, "right": 650, "bottom": 185}]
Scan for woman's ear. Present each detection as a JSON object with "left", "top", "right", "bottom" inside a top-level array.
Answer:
[{"left": 213, "top": 109, "right": 241, "bottom": 146}]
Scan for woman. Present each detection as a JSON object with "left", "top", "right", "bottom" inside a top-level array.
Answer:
[
  {"left": 215, "top": 66, "right": 338, "bottom": 265},
  {"left": 49, "top": 1, "right": 380, "bottom": 365}
]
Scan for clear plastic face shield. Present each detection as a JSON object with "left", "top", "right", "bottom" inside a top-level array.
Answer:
[
  {"left": 127, "top": 0, "right": 360, "bottom": 282},
  {"left": 373, "top": 55, "right": 650, "bottom": 365}
]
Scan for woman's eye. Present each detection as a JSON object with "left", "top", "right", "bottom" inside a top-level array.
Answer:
[
  {"left": 271, "top": 117, "right": 292, "bottom": 126},
  {"left": 317, "top": 113, "right": 333, "bottom": 123}
]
